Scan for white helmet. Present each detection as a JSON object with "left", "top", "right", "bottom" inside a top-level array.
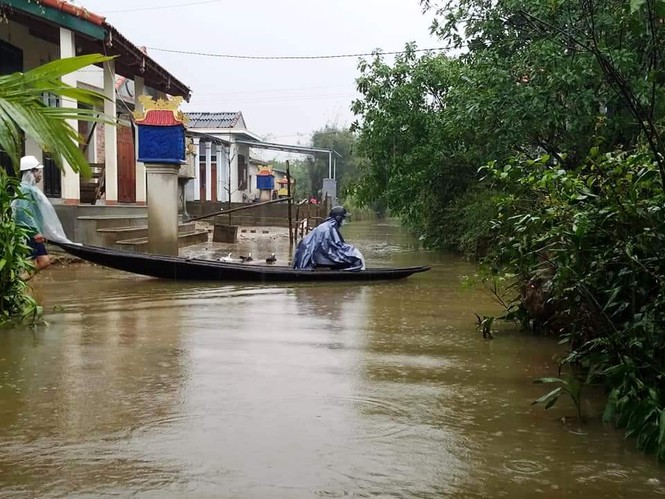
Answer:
[{"left": 19, "top": 155, "right": 44, "bottom": 171}]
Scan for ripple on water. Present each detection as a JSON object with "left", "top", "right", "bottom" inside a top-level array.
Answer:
[
  {"left": 284, "top": 394, "right": 412, "bottom": 442},
  {"left": 503, "top": 459, "right": 548, "bottom": 475},
  {"left": 51, "top": 285, "right": 283, "bottom": 313},
  {"left": 128, "top": 413, "right": 208, "bottom": 438},
  {"left": 575, "top": 465, "right": 632, "bottom": 484}
]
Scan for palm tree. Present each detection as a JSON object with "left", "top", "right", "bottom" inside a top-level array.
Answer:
[
  {"left": 0, "top": 54, "right": 112, "bottom": 324},
  {"left": 0, "top": 53, "right": 112, "bottom": 176}
]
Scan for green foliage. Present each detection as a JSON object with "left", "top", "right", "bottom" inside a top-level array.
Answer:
[
  {"left": 349, "top": 0, "right": 665, "bottom": 458},
  {"left": 310, "top": 126, "right": 359, "bottom": 200},
  {"left": 352, "top": 0, "right": 665, "bottom": 247},
  {"left": 532, "top": 376, "right": 585, "bottom": 420},
  {"left": 266, "top": 158, "right": 309, "bottom": 200},
  {"left": 443, "top": 185, "right": 501, "bottom": 257},
  {"left": 0, "top": 54, "right": 112, "bottom": 177},
  {"left": 483, "top": 150, "right": 665, "bottom": 459},
  {"left": 267, "top": 126, "right": 359, "bottom": 203},
  {"left": 351, "top": 47, "right": 480, "bottom": 247},
  {"left": 0, "top": 170, "right": 40, "bottom": 325},
  {"left": 0, "top": 54, "right": 112, "bottom": 325},
  {"left": 474, "top": 313, "right": 495, "bottom": 339},
  {"left": 421, "top": 0, "right": 665, "bottom": 174}
]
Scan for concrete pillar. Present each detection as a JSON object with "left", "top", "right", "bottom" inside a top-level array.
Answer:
[
  {"left": 145, "top": 164, "right": 179, "bottom": 255},
  {"left": 215, "top": 144, "right": 223, "bottom": 202},
  {"left": 59, "top": 27, "right": 80, "bottom": 204},
  {"left": 230, "top": 140, "right": 239, "bottom": 202},
  {"left": 224, "top": 147, "right": 230, "bottom": 202},
  {"left": 205, "top": 141, "right": 212, "bottom": 201},
  {"left": 134, "top": 76, "right": 146, "bottom": 204},
  {"left": 192, "top": 137, "right": 200, "bottom": 200},
  {"left": 103, "top": 59, "right": 118, "bottom": 204}
]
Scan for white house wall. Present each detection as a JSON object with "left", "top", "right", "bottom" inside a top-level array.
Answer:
[
  {"left": 216, "top": 144, "right": 229, "bottom": 203},
  {"left": 1, "top": 20, "right": 114, "bottom": 202},
  {"left": 185, "top": 139, "right": 231, "bottom": 203}
]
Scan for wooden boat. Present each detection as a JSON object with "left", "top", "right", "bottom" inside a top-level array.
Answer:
[{"left": 51, "top": 241, "right": 430, "bottom": 282}]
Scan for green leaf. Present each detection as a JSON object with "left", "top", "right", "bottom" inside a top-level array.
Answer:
[
  {"left": 0, "top": 54, "right": 113, "bottom": 176},
  {"left": 534, "top": 377, "right": 565, "bottom": 385},
  {"left": 532, "top": 387, "right": 563, "bottom": 405},
  {"left": 658, "top": 410, "right": 665, "bottom": 447},
  {"left": 630, "top": 0, "right": 647, "bottom": 13},
  {"left": 545, "top": 395, "right": 560, "bottom": 410}
]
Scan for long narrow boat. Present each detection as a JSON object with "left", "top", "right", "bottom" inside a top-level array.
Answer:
[{"left": 51, "top": 241, "right": 430, "bottom": 282}]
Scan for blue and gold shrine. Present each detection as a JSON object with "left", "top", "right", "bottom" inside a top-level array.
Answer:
[{"left": 134, "top": 95, "right": 188, "bottom": 165}]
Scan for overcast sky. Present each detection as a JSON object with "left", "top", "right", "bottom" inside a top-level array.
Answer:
[{"left": 70, "top": 0, "right": 440, "bottom": 146}]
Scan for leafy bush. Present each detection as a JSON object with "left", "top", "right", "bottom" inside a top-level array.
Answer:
[
  {"left": 482, "top": 150, "right": 665, "bottom": 459},
  {"left": 0, "top": 170, "right": 40, "bottom": 325}
]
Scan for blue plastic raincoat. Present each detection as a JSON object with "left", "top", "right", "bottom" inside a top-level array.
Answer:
[{"left": 292, "top": 218, "right": 365, "bottom": 271}]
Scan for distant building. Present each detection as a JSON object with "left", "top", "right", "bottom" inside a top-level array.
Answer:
[{"left": 185, "top": 112, "right": 262, "bottom": 203}]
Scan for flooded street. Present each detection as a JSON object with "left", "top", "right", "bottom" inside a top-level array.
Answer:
[{"left": 0, "top": 221, "right": 663, "bottom": 497}]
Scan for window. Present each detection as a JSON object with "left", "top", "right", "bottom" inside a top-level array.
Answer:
[
  {"left": 42, "top": 153, "right": 61, "bottom": 198},
  {"left": 238, "top": 154, "right": 247, "bottom": 190},
  {"left": 42, "top": 93, "right": 61, "bottom": 197}
]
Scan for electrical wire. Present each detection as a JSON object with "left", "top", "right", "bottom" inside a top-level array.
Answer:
[
  {"left": 146, "top": 46, "right": 446, "bottom": 60},
  {"left": 101, "top": 0, "right": 226, "bottom": 14}
]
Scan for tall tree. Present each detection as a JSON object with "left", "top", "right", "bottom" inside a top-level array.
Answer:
[
  {"left": 309, "top": 126, "right": 359, "bottom": 199},
  {"left": 351, "top": 1, "right": 665, "bottom": 244},
  {"left": 421, "top": 0, "right": 665, "bottom": 172}
]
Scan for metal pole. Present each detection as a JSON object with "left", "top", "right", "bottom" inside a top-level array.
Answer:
[
  {"left": 333, "top": 157, "right": 336, "bottom": 180},
  {"left": 286, "top": 160, "right": 293, "bottom": 245},
  {"left": 328, "top": 151, "right": 332, "bottom": 178}
]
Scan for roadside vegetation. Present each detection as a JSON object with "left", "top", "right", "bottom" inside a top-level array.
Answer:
[
  {"left": 350, "top": 0, "right": 665, "bottom": 459},
  {"left": 0, "top": 55, "right": 110, "bottom": 326}
]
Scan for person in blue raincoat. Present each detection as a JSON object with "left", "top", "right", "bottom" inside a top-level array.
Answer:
[{"left": 292, "top": 206, "right": 366, "bottom": 271}]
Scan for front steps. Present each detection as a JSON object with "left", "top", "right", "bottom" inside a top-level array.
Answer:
[
  {"left": 76, "top": 212, "right": 208, "bottom": 253},
  {"left": 113, "top": 223, "right": 208, "bottom": 253}
]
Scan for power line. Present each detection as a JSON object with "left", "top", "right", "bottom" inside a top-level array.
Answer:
[
  {"left": 188, "top": 92, "right": 357, "bottom": 105},
  {"left": 146, "top": 46, "right": 446, "bottom": 60},
  {"left": 101, "top": 0, "right": 225, "bottom": 14}
]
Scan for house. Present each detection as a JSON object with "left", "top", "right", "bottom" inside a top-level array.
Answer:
[
  {"left": 184, "top": 111, "right": 262, "bottom": 204},
  {"left": 185, "top": 111, "right": 341, "bottom": 208},
  {"left": 0, "top": 0, "right": 193, "bottom": 243}
]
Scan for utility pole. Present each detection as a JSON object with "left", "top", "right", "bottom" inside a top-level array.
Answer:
[{"left": 286, "top": 160, "right": 293, "bottom": 245}]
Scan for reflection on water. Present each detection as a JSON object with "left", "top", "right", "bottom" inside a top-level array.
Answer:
[{"left": 0, "top": 220, "right": 663, "bottom": 498}]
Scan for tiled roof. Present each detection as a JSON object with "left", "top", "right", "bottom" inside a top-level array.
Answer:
[
  {"left": 186, "top": 112, "right": 243, "bottom": 129},
  {"left": 39, "top": 0, "right": 105, "bottom": 25},
  {"left": 135, "top": 109, "right": 185, "bottom": 126}
]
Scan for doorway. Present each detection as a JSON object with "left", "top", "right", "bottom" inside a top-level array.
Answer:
[{"left": 117, "top": 122, "right": 136, "bottom": 203}]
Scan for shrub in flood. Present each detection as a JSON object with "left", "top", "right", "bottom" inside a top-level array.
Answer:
[
  {"left": 0, "top": 169, "right": 40, "bottom": 325},
  {"left": 481, "top": 149, "right": 665, "bottom": 460}
]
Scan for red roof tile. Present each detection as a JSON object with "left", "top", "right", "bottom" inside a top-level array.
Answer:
[
  {"left": 136, "top": 109, "right": 186, "bottom": 126},
  {"left": 39, "top": 0, "right": 105, "bottom": 26}
]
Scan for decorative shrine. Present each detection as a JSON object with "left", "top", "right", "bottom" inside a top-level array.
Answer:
[
  {"left": 134, "top": 95, "right": 188, "bottom": 165},
  {"left": 256, "top": 167, "right": 275, "bottom": 190}
]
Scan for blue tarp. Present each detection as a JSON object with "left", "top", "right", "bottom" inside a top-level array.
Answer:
[{"left": 292, "top": 218, "right": 365, "bottom": 271}]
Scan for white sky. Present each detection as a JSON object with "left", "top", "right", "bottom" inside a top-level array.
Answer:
[{"left": 70, "top": 0, "right": 440, "bottom": 146}]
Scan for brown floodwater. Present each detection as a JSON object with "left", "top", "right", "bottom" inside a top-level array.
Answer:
[{"left": 0, "top": 220, "right": 663, "bottom": 498}]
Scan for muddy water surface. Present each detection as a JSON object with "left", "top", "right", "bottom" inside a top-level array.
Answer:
[{"left": 0, "top": 221, "right": 663, "bottom": 497}]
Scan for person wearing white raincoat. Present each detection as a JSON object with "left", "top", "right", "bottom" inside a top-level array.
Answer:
[{"left": 11, "top": 155, "right": 71, "bottom": 273}]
